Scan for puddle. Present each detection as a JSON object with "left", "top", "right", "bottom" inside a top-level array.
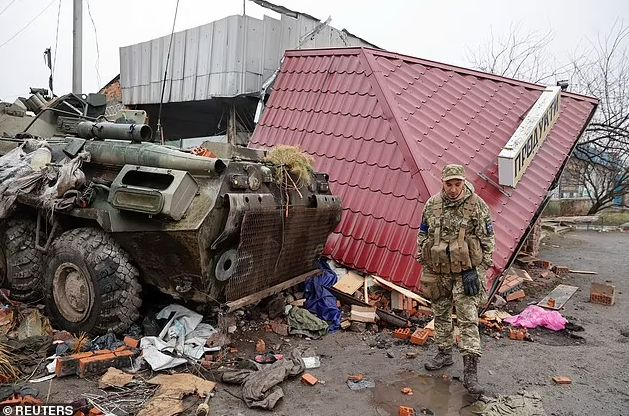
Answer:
[{"left": 371, "top": 371, "right": 475, "bottom": 415}]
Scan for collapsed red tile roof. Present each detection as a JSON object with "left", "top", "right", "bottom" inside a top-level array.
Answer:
[{"left": 250, "top": 47, "right": 598, "bottom": 291}]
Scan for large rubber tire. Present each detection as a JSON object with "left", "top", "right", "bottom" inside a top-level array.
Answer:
[
  {"left": 44, "top": 228, "right": 142, "bottom": 335},
  {"left": 2, "top": 219, "right": 44, "bottom": 302}
]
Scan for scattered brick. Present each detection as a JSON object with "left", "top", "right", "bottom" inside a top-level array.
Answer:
[
  {"left": 401, "top": 387, "right": 413, "bottom": 395},
  {"left": 590, "top": 282, "right": 615, "bottom": 305},
  {"left": 506, "top": 289, "right": 526, "bottom": 302},
  {"left": 508, "top": 328, "right": 528, "bottom": 341},
  {"left": 301, "top": 373, "right": 318, "bottom": 385},
  {"left": 256, "top": 339, "right": 266, "bottom": 354},
  {"left": 499, "top": 275, "right": 524, "bottom": 296},
  {"left": 55, "top": 352, "right": 95, "bottom": 377},
  {"left": 89, "top": 408, "right": 105, "bottom": 416},
  {"left": 347, "top": 374, "right": 364, "bottom": 382},
  {"left": 410, "top": 329, "right": 430, "bottom": 345},
  {"left": 552, "top": 376, "right": 572, "bottom": 385},
  {"left": 399, "top": 406, "right": 416, "bottom": 416},
  {"left": 124, "top": 336, "right": 140, "bottom": 349},
  {"left": 57, "top": 349, "right": 136, "bottom": 378},
  {"left": 393, "top": 328, "right": 411, "bottom": 340}
]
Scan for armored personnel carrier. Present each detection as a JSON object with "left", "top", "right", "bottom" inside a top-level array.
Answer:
[{"left": 0, "top": 91, "right": 341, "bottom": 334}]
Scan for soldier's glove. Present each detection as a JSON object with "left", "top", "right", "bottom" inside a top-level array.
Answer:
[{"left": 461, "top": 269, "right": 480, "bottom": 296}]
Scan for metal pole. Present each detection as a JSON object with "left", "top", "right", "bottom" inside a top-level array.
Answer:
[{"left": 72, "top": 0, "right": 82, "bottom": 94}]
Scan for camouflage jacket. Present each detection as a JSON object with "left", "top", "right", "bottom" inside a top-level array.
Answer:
[{"left": 416, "top": 184, "right": 495, "bottom": 269}]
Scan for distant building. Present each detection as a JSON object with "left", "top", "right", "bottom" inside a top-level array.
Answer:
[{"left": 551, "top": 146, "right": 626, "bottom": 215}]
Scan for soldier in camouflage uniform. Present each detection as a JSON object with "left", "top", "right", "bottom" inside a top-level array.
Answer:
[{"left": 416, "top": 164, "right": 495, "bottom": 395}]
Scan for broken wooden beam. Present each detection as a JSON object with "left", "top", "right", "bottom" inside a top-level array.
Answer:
[{"left": 371, "top": 275, "right": 430, "bottom": 306}]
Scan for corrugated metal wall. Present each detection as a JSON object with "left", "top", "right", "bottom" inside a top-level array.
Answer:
[{"left": 120, "top": 13, "right": 374, "bottom": 105}]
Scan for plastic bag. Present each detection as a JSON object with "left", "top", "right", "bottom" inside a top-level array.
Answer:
[{"left": 503, "top": 305, "right": 567, "bottom": 331}]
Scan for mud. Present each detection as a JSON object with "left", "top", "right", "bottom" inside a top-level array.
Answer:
[{"left": 33, "top": 231, "right": 629, "bottom": 415}]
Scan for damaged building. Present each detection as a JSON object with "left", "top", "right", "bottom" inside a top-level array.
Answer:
[
  {"left": 118, "top": 0, "right": 377, "bottom": 145},
  {"left": 249, "top": 47, "right": 598, "bottom": 291}
]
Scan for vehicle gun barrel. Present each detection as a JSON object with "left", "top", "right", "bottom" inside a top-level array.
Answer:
[
  {"left": 84, "top": 141, "right": 227, "bottom": 174},
  {"left": 77, "top": 121, "right": 152, "bottom": 142}
]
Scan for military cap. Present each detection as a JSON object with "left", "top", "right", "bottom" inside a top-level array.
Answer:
[{"left": 442, "top": 164, "right": 466, "bottom": 181}]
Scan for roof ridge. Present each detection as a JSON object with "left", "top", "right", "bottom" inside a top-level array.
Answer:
[{"left": 358, "top": 49, "right": 433, "bottom": 198}]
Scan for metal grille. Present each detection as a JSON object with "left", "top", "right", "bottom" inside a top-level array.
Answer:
[{"left": 225, "top": 206, "right": 339, "bottom": 301}]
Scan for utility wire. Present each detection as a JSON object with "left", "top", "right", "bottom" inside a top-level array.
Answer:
[
  {"left": 156, "top": 0, "right": 181, "bottom": 144},
  {"left": 52, "top": 0, "right": 61, "bottom": 79},
  {"left": 0, "top": 0, "right": 56, "bottom": 50},
  {"left": 0, "top": 0, "right": 18, "bottom": 17},
  {"left": 86, "top": 0, "right": 101, "bottom": 87}
]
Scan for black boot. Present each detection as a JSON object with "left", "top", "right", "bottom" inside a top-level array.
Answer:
[
  {"left": 424, "top": 348, "right": 454, "bottom": 371},
  {"left": 463, "top": 355, "right": 484, "bottom": 395}
]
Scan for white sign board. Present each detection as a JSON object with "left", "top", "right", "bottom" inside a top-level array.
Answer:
[{"left": 498, "top": 86, "right": 561, "bottom": 187}]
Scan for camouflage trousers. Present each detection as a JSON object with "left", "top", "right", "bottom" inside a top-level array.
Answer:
[{"left": 421, "top": 268, "right": 487, "bottom": 357}]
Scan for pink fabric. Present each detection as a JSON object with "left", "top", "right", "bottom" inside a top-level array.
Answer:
[{"left": 503, "top": 305, "right": 568, "bottom": 331}]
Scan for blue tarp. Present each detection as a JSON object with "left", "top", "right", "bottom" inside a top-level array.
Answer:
[{"left": 304, "top": 259, "right": 341, "bottom": 332}]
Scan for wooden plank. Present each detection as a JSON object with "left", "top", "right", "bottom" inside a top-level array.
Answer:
[
  {"left": 537, "top": 284, "right": 579, "bottom": 310},
  {"left": 350, "top": 305, "right": 376, "bottom": 323},
  {"left": 568, "top": 270, "right": 598, "bottom": 275},
  {"left": 226, "top": 270, "right": 319, "bottom": 312},
  {"left": 333, "top": 271, "right": 365, "bottom": 295},
  {"left": 371, "top": 275, "right": 430, "bottom": 306}
]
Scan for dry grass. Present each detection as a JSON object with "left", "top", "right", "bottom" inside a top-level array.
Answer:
[
  {"left": 264, "top": 145, "right": 315, "bottom": 187},
  {"left": 74, "top": 332, "right": 90, "bottom": 353},
  {"left": 599, "top": 210, "right": 629, "bottom": 225},
  {"left": 0, "top": 343, "right": 20, "bottom": 383}
]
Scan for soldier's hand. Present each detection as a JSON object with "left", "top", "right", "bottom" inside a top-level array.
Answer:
[{"left": 461, "top": 269, "right": 480, "bottom": 296}]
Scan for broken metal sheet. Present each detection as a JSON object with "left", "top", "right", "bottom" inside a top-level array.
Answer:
[
  {"left": 140, "top": 304, "right": 217, "bottom": 371},
  {"left": 537, "top": 284, "right": 579, "bottom": 310}
]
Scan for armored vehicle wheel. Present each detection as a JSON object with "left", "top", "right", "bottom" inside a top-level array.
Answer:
[
  {"left": 44, "top": 228, "right": 141, "bottom": 334},
  {"left": 2, "top": 219, "right": 44, "bottom": 302}
]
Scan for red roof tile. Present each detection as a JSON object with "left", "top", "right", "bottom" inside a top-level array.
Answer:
[{"left": 250, "top": 48, "right": 598, "bottom": 291}]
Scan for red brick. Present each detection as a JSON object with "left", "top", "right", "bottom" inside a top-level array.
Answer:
[
  {"left": 508, "top": 328, "right": 528, "bottom": 341},
  {"left": 552, "top": 376, "right": 572, "bottom": 385},
  {"left": 590, "top": 282, "right": 615, "bottom": 305},
  {"left": 124, "top": 336, "right": 140, "bottom": 349},
  {"left": 591, "top": 293, "right": 614, "bottom": 305},
  {"left": 301, "top": 373, "right": 318, "bottom": 385},
  {"left": 506, "top": 290, "right": 526, "bottom": 302},
  {"left": 393, "top": 328, "right": 411, "bottom": 340},
  {"left": 78, "top": 350, "right": 134, "bottom": 378},
  {"left": 55, "top": 352, "right": 95, "bottom": 377},
  {"left": 399, "top": 406, "right": 416, "bottom": 416},
  {"left": 410, "top": 329, "right": 430, "bottom": 345}
]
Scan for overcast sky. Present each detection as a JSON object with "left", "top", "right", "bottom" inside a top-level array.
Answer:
[{"left": 0, "top": 0, "right": 627, "bottom": 101}]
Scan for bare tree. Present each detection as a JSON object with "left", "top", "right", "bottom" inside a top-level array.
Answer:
[
  {"left": 468, "top": 22, "right": 629, "bottom": 214},
  {"left": 570, "top": 22, "right": 629, "bottom": 214},
  {"left": 466, "top": 23, "right": 571, "bottom": 84}
]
